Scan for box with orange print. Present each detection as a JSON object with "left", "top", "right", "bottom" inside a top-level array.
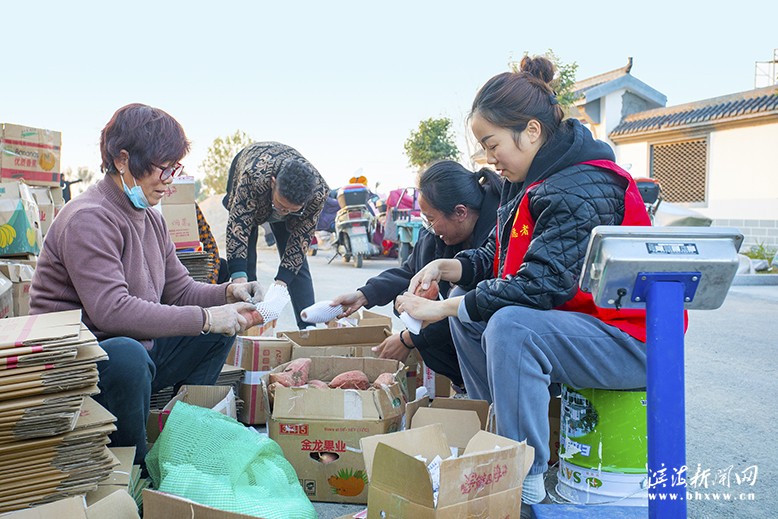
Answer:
[
  {"left": 226, "top": 336, "right": 292, "bottom": 425},
  {"left": 263, "top": 356, "right": 406, "bottom": 504}
]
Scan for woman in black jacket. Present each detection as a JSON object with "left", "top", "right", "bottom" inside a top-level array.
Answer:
[
  {"left": 332, "top": 160, "right": 501, "bottom": 390},
  {"left": 397, "top": 56, "right": 651, "bottom": 510}
]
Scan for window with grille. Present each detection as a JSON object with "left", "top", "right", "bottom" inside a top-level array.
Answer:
[{"left": 650, "top": 138, "right": 708, "bottom": 204}]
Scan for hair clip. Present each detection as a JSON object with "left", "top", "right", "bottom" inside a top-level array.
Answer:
[{"left": 549, "top": 93, "right": 559, "bottom": 105}]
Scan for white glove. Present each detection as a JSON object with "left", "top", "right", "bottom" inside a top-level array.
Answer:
[{"left": 227, "top": 281, "right": 265, "bottom": 304}]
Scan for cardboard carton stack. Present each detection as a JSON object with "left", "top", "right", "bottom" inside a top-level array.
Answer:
[
  {"left": 0, "top": 181, "right": 43, "bottom": 259},
  {"left": 158, "top": 177, "right": 216, "bottom": 282},
  {"left": 0, "top": 123, "right": 65, "bottom": 247},
  {"left": 0, "top": 310, "right": 118, "bottom": 513}
]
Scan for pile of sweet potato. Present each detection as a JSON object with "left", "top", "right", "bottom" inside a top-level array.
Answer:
[{"left": 267, "top": 358, "right": 397, "bottom": 407}]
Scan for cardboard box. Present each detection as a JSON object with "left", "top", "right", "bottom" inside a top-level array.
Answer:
[
  {"left": 146, "top": 385, "right": 237, "bottom": 444},
  {"left": 160, "top": 177, "right": 198, "bottom": 249},
  {"left": 282, "top": 325, "right": 391, "bottom": 359},
  {"left": 0, "top": 272, "right": 11, "bottom": 319},
  {"left": 241, "top": 319, "right": 276, "bottom": 337},
  {"left": 0, "top": 491, "right": 139, "bottom": 519},
  {"left": 0, "top": 261, "right": 34, "bottom": 317},
  {"left": 226, "top": 336, "right": 292, "bottom": 425},
  {"left": 0, "top": 181, "right": 42, "bottom": 257},
  {"left": 360, "top": 424, "right": 534, "bottom": 519},
  {"left": 0, "top": 123, "right": 62, "bottom": 187},
  {"left": 422, "top": 363, "right": 455, "bottom": 398},
  {"left": 28, "top": 186, "right": 63, "bottom": 237},
  {"left": 405, "top": 396, "right": 491, "bottom": 454},
  {"left": 327, "top": 309, "right": 393, "bottom": 329},
  {"left": 281, "top": 325, "right": 420, "bottom": 401},
  {"left": 265, "top": 357, "right": 406, "bottom": 504},
  {"left": 142, "top": 490, "right": 258, "bottom": 519}
]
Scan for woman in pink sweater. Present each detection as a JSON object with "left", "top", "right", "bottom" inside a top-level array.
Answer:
[{"left": 30, "top": 104, "right": 263, "bottom": 466}]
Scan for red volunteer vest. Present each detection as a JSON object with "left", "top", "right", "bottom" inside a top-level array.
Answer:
[{"left": 493, "top": 160, "right": 664, "bottom": 342}]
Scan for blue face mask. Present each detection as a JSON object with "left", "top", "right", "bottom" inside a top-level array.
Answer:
[{"left": 119, "top": 174, "right": 150, "bottom": 210}]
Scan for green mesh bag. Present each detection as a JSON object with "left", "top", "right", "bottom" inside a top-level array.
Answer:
[{"left": 146, "top": 401, "right": 316, "bottom": 519}]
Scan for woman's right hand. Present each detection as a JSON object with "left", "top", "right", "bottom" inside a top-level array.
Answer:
[
  {"left": 408, "top": 259, "right": 444, "bottom": 296},
  {"left": 332, "top": 290, "right": 368, "bottom": 318},
  {"left": 205, "top": 302, "right": 257, "bottom": 335}
]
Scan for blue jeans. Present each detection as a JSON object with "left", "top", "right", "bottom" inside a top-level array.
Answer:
[
  {"left": 448, "top": 288, "right": 646, "bottom": 475},
  {"left": 93, "top": 333, "right": 235, "bottom": 465}
]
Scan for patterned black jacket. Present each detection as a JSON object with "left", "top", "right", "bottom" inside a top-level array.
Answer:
[{"left": 223, "top": 142, "right": 329, "bottom": 284}]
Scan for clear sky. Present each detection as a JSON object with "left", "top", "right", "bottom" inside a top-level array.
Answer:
[{"left": 2, "top": 0, "right": 776, "bottom": 194}]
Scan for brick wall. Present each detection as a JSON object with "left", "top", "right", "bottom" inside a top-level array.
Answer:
[{"left": 713, "top": 219, "right": 778, "bottom": 249}]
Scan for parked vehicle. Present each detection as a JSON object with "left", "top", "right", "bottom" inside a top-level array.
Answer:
[
  {"left": 384, "top": 187, "right": 423, "bottom": 264},
  {"left": 328, "top": 184, "right": 381, "bottom": 268}
]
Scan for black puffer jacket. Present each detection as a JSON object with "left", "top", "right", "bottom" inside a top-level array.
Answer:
[{"left": 457, "top": 119, "right": 629, "bottom": 322}]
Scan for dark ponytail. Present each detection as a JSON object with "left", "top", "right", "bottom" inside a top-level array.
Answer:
[
  {"left": 418, "top": 160, "right": 497, "bottom": 216},
  {"left": 470, "top": 55, "right": 564, "bottom": 141}
]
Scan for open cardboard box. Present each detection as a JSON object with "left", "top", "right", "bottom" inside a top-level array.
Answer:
[
  {"left": 281, "top": 325, "right": 392, "bottom": 359},
  {"left": 0, "top": 261, "right": 34, "bottom": 317},
  {"left": 327, "top": 309, "right": 393, "bottom": 329},
  {"left": 226, "top": 336, "right": 292, "bottom": 425},
  {"left": 264, "top": 356, "right": 406, "bottom": 504},
  {"left": 0, "top": 491, "right": 139, "bottom": 519},
  {"left": 360, "top": 424, "right": 533, "bottom": 519},
  {"left": 142, "top": 490, "right": 261, "bottom": 519},
  {"left": 280, "top": 325, "right": 418, "bottom": 399},
  {"left": 405, "top": 396, "right": 491, "bottom": 455},
  {"left": 146, "top": 385, "right": 236, "bottom": 444}
]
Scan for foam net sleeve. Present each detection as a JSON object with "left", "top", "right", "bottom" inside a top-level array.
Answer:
[
  {"left": 255, "top": 284, "right": 291, "bottom": 323},
  {"left": 300, "top": 301, "right": 344, "bottom": 323}
]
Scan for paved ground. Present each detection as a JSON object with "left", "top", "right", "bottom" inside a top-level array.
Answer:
[{"left": 250, "top": 246, "right": 777, "bottom": 518}]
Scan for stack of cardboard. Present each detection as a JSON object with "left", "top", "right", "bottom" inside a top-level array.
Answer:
[
  {"left": 0, "top": 310, "right": 118, "bottom": 513},
  {"left": 175, "top": 251, "right": 215, "bottom": 283}
]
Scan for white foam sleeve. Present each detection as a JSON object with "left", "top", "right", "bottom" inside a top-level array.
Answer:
[
  {"left": 300, "top": 301, "right": 344, "bottom": 323},
  {"left": 400, "top": 311, "right": 422, "bottom": 335},
  {"left": 254, "top": 283, "right": 291, "bottom": 323}
]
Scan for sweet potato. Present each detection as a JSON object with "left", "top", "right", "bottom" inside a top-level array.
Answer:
[
  {"left": 372, "top": 372, "right": 396, "bottom": 388},
  {"left": 307, "top": 379, "right": 329, "bottom": 390},
  {"left": 269, "top": 357, "right": 311, "bottom": 387},
  {"left": 329, "top": 370, "right": 370, "bottom": 390},
  {"left": 414, "top": 280, "right": 440, "bottom": 300}
]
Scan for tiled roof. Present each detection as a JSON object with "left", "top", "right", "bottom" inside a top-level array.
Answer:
[
  {"left": 610, "top": 85, "right": 778, "bottom": 139},
  {"left": 573, "top": 58, "right": 632, "bottom": 98}
]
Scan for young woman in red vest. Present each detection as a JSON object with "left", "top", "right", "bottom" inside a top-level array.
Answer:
[{"left": 397, "top": 56, "right": 651, "bottom": 510}]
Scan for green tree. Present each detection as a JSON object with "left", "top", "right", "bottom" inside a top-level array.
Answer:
[
  {"left": 403, "top": 117, "right": 460, "bottom": 170},
  {"left": 199, "top": 130, "right": 253, "bottom": 196},
  {"left": 509, "top": 49, "right": 580, "bottom": 108}
]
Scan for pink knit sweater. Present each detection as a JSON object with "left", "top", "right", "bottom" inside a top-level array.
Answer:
[{"left": 30, "top": 176, "right": 227, "bottom": 349}]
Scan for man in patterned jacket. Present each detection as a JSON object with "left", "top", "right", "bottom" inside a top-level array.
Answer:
[{"left": 222, "top": 142, "right": 328, "bottom": 329}]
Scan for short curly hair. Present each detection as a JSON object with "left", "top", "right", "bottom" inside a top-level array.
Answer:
[
  {"left": 100, "top": 103, "right": 190, "bottom": 179},
  {"left": 275, "top": 158, "right": 316, "bottom": 206}
]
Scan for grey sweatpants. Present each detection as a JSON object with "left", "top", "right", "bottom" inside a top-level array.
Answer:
[{"left": 449, "top": 289, "right": 647, "bottom": 475}]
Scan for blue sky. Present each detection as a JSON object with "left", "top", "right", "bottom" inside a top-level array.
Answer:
[{"left": 2, "top": 1, "right": 776, "bottom": 193}]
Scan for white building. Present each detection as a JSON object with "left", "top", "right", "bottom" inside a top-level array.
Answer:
[{"left": 572, "top": 59, "right": 778, "bottom": 248}]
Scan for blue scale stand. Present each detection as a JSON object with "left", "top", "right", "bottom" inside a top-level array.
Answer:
[{"left": 532, "top": 226, "right": 743, "bottom": 519}]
